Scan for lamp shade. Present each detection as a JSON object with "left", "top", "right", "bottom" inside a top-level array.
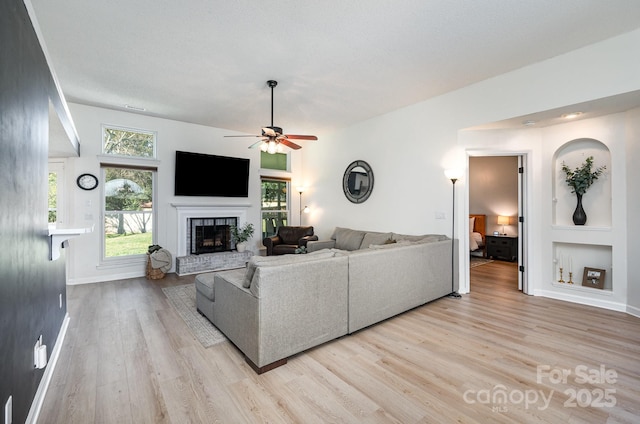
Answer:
[
  {"left": 497, "top": 216, "right": 509, "bottom": 225},
  {"left": 444, "top": 169, "right": 463, "bottom": 181}
]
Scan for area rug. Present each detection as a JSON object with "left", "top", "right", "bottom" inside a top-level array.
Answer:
[
  {"left": 162, "top": 284, "right": 227, "bottom": 348},
  {"left": 470, "top": 257, "right": 494, "bottom": 268}
]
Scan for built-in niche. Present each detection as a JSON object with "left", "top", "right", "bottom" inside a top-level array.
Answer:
[
  {"left": 552, "top": 138, "right": 611, "bottom": 227},
  {"left": 551, "top": 138, "right": 613, "bottom": 293},
  {"left": 552, "top": 242, "right": 612, "bottom": 292}
]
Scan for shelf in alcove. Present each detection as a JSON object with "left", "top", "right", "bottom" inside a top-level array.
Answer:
[
  {"left": 551, "top": 225, "right": 610, "bottom": 232},
  {"left": 551, "top": 226, "right": 612, "bottom": 246},
  {"left": 551, "top": 281, "right": 613, "bottom": 296}
]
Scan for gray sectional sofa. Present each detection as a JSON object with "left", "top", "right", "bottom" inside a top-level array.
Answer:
[{"left": 197, "top": 227, "right": 454, "bottom": 373}]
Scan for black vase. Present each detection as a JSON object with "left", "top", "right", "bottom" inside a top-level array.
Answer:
[{"left": 572, "top": 193, "right": 587, "bottom": 225}]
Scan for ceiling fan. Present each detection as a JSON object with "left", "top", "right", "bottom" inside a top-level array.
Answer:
[{"left": 225, "top": 80, "right": 317, "bottom": 154}]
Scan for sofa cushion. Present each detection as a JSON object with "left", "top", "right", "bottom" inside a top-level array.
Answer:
[
  {"left": 195, "top": 272, "right": 216, "bottom": 301},
  {"left": 243, "top": 250, "right": 335, "bottom": 288},
  {"left": 359, "top": 232, "right": 393, "bottom": 249},
  {"left": 393, "top": 233, "right": 449, "bottom": 243},
  {"left": 248, "top": 250, "right": 337, "bottom": 297},
  {"left": 368, "top": 240, "right": 411, "bottom": 249},
  {"left": 332, "top": 227, "right": 367, "bottom": 251}
]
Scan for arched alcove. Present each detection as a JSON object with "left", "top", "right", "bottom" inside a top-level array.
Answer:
[{"left": 552, "top": 138, "right": 611, "bottom": 227}]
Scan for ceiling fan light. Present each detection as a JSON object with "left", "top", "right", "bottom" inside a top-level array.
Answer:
[
  {"left": 260, "top": 142, "right": 268, "bottom": 152},
  {"left": 267, "top": 140, "right": 278, "bottom": 154},
  {"left": 277, "top": 143, "right": 284, "bottom": 153}
]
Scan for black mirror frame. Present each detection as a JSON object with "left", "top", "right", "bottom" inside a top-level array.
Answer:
[{"left": 342, "top": 160, "right": 374, "bottom": 203}]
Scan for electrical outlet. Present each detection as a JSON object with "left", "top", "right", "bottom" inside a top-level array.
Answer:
[
  {"left": 435, "top": 211, "right": 446, "bottom": 219},
  {"left": 5, "top": 395, "right": 12, "bottom": 424}
]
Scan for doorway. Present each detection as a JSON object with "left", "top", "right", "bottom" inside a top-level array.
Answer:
[{"left": 467, "top": 154, "right": 528, "bottom": 294}]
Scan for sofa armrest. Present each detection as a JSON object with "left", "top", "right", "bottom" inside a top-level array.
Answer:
[
  {"left": 307, "top": 239, "right": 336, "bottom": 252},
  {"left": 298, "top": 234, "right": 319, "bottom": 247},
  {"left": 262, "top": 235, "right": 281, "bottom": 256}
]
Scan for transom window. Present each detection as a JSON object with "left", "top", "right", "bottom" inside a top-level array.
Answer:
[{"left": 103, "top": 125, "right": 156, "bottom": 158}]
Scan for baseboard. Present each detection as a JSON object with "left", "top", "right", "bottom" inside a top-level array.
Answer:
[
  {"left": 25, "top": 313, "right": 70, "bottom": 424},
  {"left": 67, "top": 270, "right": 146, "bottom": 285},
  {"left": 626, "top": 304, "right": 640, "bottom": 318},
  {"left": 535, "top": 289, "right": 627, "bottom": 313}
]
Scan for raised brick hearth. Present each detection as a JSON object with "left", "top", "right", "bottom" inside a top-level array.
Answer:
[{"left": 175, "top": 250, "right": 252, "bottom": 276}]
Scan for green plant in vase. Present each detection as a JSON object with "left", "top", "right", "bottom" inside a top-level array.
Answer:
[
  {"left": 230, "top": 222, "right": 254, "bottom": 252},
  {"left": 561, "top": 156, "right": 606, "bottom": 225}
]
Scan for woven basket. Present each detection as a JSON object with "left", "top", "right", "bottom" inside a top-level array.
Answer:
[{"left": 146, "top": 254, "right": 166, "bottom": 280}]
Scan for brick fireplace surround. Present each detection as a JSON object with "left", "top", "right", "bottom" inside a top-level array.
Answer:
[{"left": 172, "top": 203, "right": 252, "bottom": 275}]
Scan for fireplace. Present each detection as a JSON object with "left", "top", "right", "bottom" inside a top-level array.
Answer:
[
  {"left": 189, "top": 217, "right": 237, "bottom": 254},
  {"left": 172, "top": 203, "right": 249, "bottom": 258}
]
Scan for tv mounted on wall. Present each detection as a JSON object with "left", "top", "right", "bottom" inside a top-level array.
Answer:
[{"left": 174, "top": 150, "right": 250, "bottom": 197}]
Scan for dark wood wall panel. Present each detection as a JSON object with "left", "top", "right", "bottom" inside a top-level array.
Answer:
[{"left": 1, "top": 1, "right": 68, "bottom": 423}]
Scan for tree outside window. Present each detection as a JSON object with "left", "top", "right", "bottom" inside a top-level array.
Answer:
[
  {"left": 261, "top": 178, "right": 289, "bottom": 238},
  {"left": 102, "top": 125, "right": 156, "bottom": 258}
]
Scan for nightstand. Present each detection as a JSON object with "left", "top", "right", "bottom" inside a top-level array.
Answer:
[{"left": 485, "top": 235, "right": 518, "bottom": 261}]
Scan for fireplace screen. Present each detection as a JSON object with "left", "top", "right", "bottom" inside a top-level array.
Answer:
[{"left": 189, "top": 217, "right": 237, "bottom": 254}]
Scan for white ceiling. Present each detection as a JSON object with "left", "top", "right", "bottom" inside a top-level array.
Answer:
[{"left": 30, "top": 0, "right": 640, "bottom": 137}]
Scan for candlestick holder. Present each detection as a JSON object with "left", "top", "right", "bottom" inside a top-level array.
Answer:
[
  {"left": 558, "top": 267, "right": 565, "bottom": 283},
  {"left": 568, "top": 271, "right": 574, "bottom": 284}
]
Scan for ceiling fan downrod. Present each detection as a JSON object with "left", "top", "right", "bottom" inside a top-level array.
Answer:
[{"left": 267, "top": 80, "right": 277, "bottom": 128}]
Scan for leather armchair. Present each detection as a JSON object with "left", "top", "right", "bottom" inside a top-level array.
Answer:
[{"left": 263, "top": 226, "right": 318, "bottom": 256}]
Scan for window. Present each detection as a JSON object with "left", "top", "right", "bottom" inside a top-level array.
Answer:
[
  {"left": 261, "top": 177, "right": 289, "bottom": 238},
  {"left": 103, "top": 125, "right": 156, "bottom": 158},
  {"left": 260, "top": 151, "right": 288, "bottom": 171},
  {"left": 100, "top": 125, "right": 157, "bottom": 261},
  {"left": 102, "top": 166, "right": 155, "bottom": 258},
  {"left": 48, "top": 161, "right": 65, "bottom": 225}
]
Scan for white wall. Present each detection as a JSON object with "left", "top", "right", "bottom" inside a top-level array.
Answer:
[
  {"left": 626, "top": 108, "right": 640, "bottom": 317},
  {"left": 64, "top": 104, "right": 303, "bottom": 284},
  {"left": 304, "top": 29, "right": 640, "bottom": 302}
]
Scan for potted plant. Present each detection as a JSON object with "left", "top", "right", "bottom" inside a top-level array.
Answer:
[
  {"left": 561, "top": 156, "right": 606, "bottom": 225},
  {"left": 230, "top": 222, "right": 254, "bottom": 252}
]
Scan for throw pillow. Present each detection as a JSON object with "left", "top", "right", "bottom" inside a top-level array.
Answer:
[
  {"left": 333, "top": 227, "right": 367, "bottom": 251},
  {"left": 359, "top": 232, "right": 393, "bottom": 249}
]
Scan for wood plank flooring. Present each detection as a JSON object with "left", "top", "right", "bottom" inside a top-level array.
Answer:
[{"left": 38, "top": 261, "right": 640, "bottom": 423}]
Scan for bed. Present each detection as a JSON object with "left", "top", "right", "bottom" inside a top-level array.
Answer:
[{"left": 469, "top": 214, "right": 486, "bottom": 256}]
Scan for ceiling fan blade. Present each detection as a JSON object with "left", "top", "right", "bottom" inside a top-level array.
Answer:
[
  {"left": 248, "top": 139, "right": 266, "bottom": 149},
  {"left": 224, "top": 134, "right": 261, "bottom": 138},
  {"left": 285, "top": 134, "right": 318, "bottom": 141},
  {"left": 279, "top": 139, "right": 302, "bottom": 150}
]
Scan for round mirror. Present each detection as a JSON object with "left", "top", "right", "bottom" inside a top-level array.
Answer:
[{"left": 342, "top": 160, "right": 374, "bottom": 203}]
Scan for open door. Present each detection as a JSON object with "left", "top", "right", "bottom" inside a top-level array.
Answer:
[{"left": 518, "top": 155, "right": 529, "bottom": 294}]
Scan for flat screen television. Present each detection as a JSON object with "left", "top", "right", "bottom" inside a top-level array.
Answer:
[{"left": 174, "top": 150, "right": 250, "bottom": 197}]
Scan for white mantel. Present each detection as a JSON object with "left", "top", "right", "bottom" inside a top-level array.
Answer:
[{"left": 172, "top": 202, "right": 250, "bottom": 257}]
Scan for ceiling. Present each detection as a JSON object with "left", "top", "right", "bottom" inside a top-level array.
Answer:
[{"left": 30, "top": 0, "right": 640, "bottom": 138}]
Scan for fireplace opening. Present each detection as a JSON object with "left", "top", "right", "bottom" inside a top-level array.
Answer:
[{"left": 190, "top": 217, "right": 237, "bottom": 254}]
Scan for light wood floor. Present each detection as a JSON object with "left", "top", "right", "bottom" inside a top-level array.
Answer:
[{"left": 39, "top": 261, "right": 640, "bottom": 423}]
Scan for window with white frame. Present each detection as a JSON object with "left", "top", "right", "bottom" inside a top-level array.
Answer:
[
  {"left": 101, "top": 126, "right": 157, "bottom": 260},
  {"left": 261, "top": 177, "right": 290, "bottom": 239}
]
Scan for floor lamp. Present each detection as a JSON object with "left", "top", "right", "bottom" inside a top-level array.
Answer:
[
  {"left": 296, "top": 186, "right": 309, "bottom": 225},
  {"left": 445, "top": 170, "right": 461, "bottom": 298}
]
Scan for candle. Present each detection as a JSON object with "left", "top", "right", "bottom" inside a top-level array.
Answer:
[
  {"left": 559, "top": 253, "right": 563, "bottom": 269},
  {"left": 569, "top": 256, "right": 572, "bottom": 273}
]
